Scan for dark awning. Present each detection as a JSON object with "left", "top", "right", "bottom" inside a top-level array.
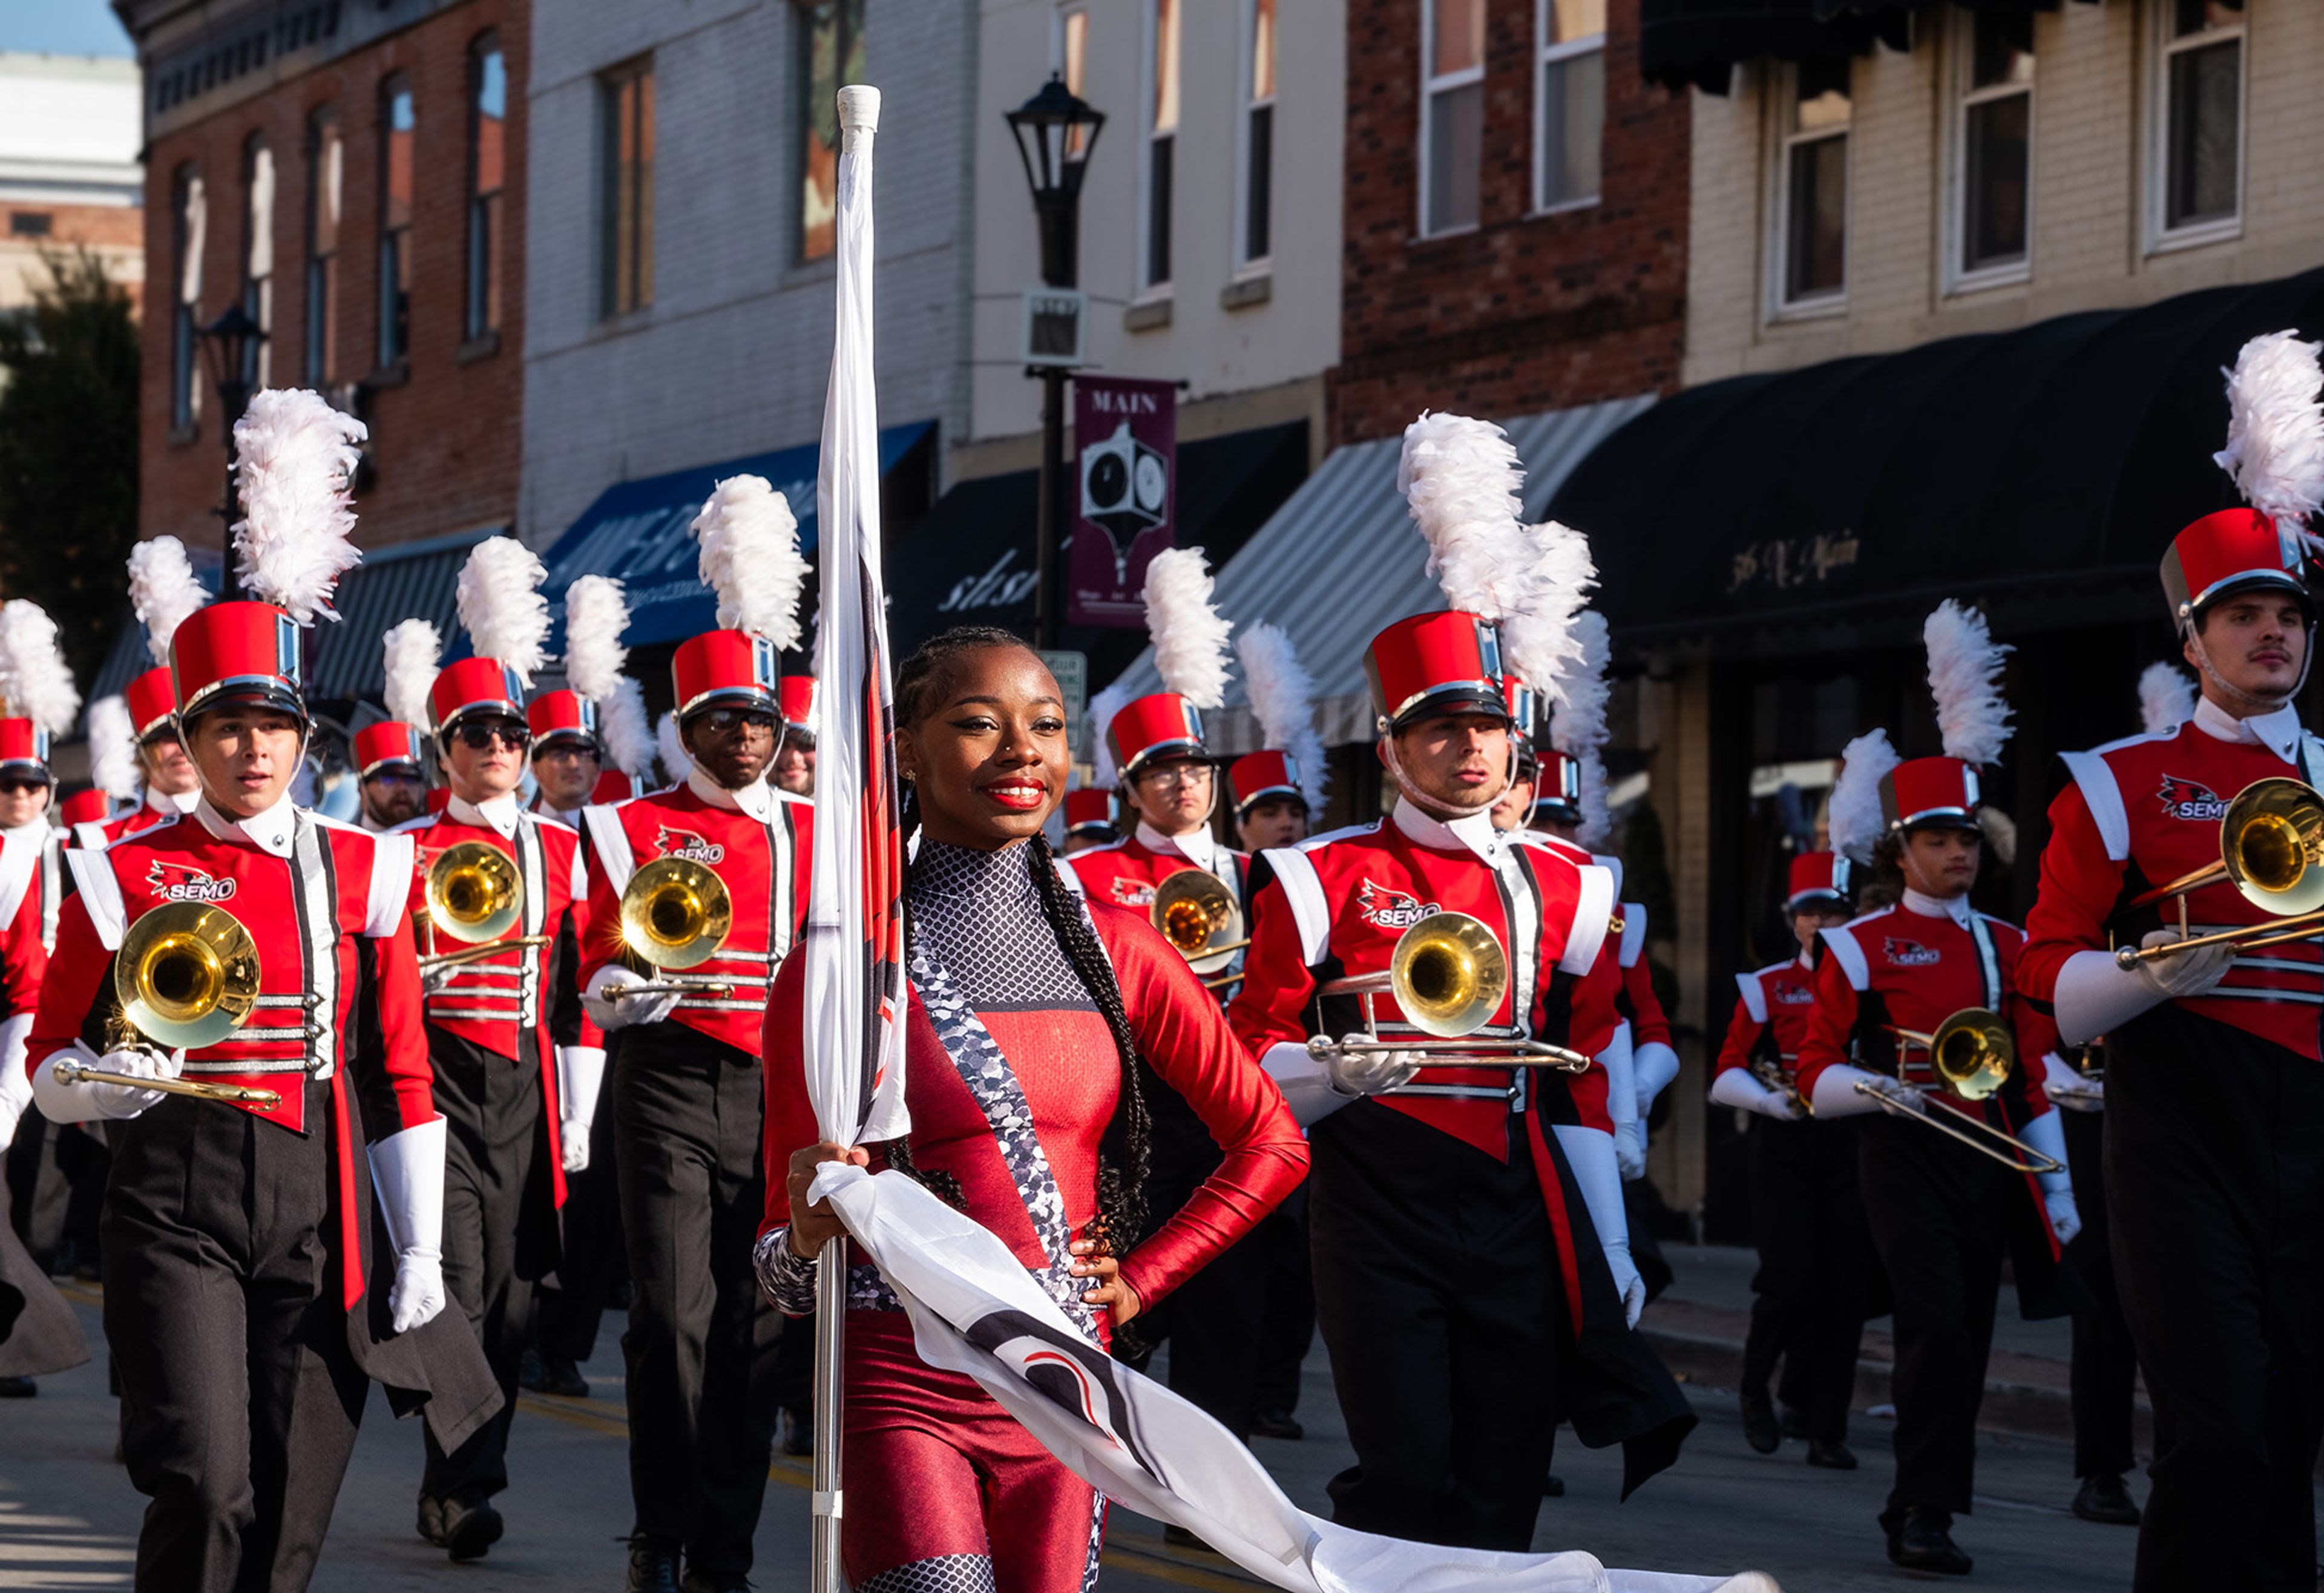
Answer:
[
  {"left": 1640, "top": 0, "right": 2094, "bottom": 94},
  {"left": 1549, "top": 263, "right": 2324, "bottom": 657},
  {"left": 885, "top": 421, "right": 1309, "bottom": 686}
]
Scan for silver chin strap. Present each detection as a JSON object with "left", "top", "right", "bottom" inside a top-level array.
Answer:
[
  {"left": 1378, "top": 728, "right": 1508, "bottom": 824},
  {"left": 2184, "top": 617, "right": 2313, "bottom": 712}
]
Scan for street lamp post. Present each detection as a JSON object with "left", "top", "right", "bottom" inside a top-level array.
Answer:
[
  {"left": 199, "top": 302, "right": 266, "bottom": 599},
  {"left": 1005, "top": 76, "right": 1104, "bottom": 650}
]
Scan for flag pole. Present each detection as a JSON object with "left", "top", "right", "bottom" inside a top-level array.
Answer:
[{"left": 810, "top": 1249, "right": 847, "bottom": 1593}]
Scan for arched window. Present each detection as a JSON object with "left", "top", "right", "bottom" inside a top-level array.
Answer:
[
  {"left": 172, "top": 163, "right": 206, "bottom": 429},
  {"left": 306, "top": 104, "right": 342, "bottom": 384},
  {"left": 467, "top": 32, "right": 506, "bottom": 340},
  {"left": 378, "top": 72, "right": 414, "bottom": 366},
  {"left": 242, "top": 131, "right": 275, "bottom": 387}
]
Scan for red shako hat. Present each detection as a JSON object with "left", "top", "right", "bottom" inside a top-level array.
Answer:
[
  {"left": 1364, "top": 611, "right": 1508, "bottom": 731},
  {"left": 125, "top": 667, "right": 180, "bottom": 742},
  {"left": 352, "top": 721, "right": 428, "bottom": 778},
  {"left": 2161, "top": 508, "right": 2310, "bottom": 632},
  {"left": 591, "top": 766, "right": 642, "bottom": 804},
  {"left": 0, "top": 721, "right": 49, "bottom": 783},
  {"left": 1107, "top": 692, "right": 1207, "bottom": 780},
  {"left": 1785, "top": 850, "right": 1854, "bottom": 909},
  {"left": 1228, "top": 751, "right": 1300, "bottom": 818},
  {"left": 171, "top": 601, "right": 307, "bottom": 724},
  {"left": 430, "top": 657, "right": 528, "bottom": 735},
  {"left": 672, "top": 631, "right": 779, "bottom": 718},
  {"left": 1064, "top": 786, "right": 1117, "bottom": 836},
  {"left": 527, "top": 688, "right": 600, "bottom": 751},
  {"left": 57, "top": 788, "right": 110, "bottom": 827},
  {"left": 1531, "top": 747, "right": 1583, "bottom": 826},
  {"left": 2167, "top": 332, "right": 2324, "bottom": 633},
  {"left": 1879, "top": 756, "right": 1982, "bottom": 832},
  {"left": 778, "top": 676, "right": 819, "bottom": 743}
]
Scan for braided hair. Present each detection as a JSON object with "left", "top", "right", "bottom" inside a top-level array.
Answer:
[{"left": 891, "top": 626, "right": 1154, "bottom": 1327}]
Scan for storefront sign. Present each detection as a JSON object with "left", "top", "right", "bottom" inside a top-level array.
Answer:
[{"left": 1069, "top": 376, "right": 1177, "bottom": 626}]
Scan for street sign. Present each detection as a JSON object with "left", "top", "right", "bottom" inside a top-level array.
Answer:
[
  {"left": 1022, "top": 288, "right": 1087, "bottom": 368},
  {"left": 1039, "top": 648, "right": 1089, "bottom": 758}
]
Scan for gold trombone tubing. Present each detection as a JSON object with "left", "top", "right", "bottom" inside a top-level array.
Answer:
[
  {"left": 2113, "top": 910, "right": 2324, "bottom": 968},
  {"left": 1851, "top": 1080, "right": 2061, "bottom": 1173},
  {"left": 607, "top": 979, "right": 735, "bottom": 1000},
  {"left": 1305, "top": 1033, "right": 1594, "bottom": 1073},
  {"left": 53, "top": 1057, "right": 280, "bottom": 1110},
  {"left": 417, "top": 935, "right": 553, "bottom": 974}
]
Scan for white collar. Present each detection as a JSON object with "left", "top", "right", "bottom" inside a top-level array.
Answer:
[
  {"left": 1135, "top": 819, "right": 1219, "bottom": 876},
  {"left": 447, "top": 789, "right": 524, "bottom": 838},
  {"left": 1796, "top": 950, "right": 1814, "bottom": 971},
  {"left": 1902, "top": 887, "right": 1974, "bottom": 928},
  {"left": 195, "top": 793, "right": 298, "bottom": 858},
  {"left": 2192, "top": 695, "right": 2306, "bottom": 765},
  {"left": 1, "top": 816, "right": 49, "bottom": 845},
  {"left": 146, "top": 786, "right": 199, "bottom": 816},
  {"left": 1392, "top": 800, "right": 1505, "bottom": 864},
  {"left": 538, "top": 801, "right": 580, "bottom": 828},
  {"left": 688, "top": 766, "right": 775, "bottom": 822}
]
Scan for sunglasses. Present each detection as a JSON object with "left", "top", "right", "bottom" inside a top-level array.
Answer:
[
  {"left": 698, "top": 708, "right": 776, "bottom": 735},
  {"left": 0, "top": 779, "right": 44, "bottom": 796},
  {"left": 453, "top": 721, "right": 531, "bottom": 751}
]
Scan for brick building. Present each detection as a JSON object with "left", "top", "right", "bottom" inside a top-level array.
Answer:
[
  {"left": 115, "top": 0, "right": 527, "bottom": 560},
  {"left": 0, "top": 52, "right": 145, "bottom": 316},
  {"left": 1330, "top": 0, "right": 1689, "bottom": 444}
]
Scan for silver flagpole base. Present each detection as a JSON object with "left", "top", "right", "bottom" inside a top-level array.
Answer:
[{"left": 809, "top": 1241, "right": 848, "bottom": 1592}]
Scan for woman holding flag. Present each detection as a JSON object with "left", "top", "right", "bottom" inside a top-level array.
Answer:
[{"left": 757, "top": 627, "right": 1308, "bottom": 1592}]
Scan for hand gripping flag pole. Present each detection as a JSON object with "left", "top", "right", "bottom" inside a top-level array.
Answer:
[{"left": 805, "top": 82, "right": 911, "bottom": 1593}]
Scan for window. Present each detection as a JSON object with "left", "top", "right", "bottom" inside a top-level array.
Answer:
[
  {"left": 1141, "top": 0, "right": 1180, "bottom": 289},
  {"left": 1237, "top": 0, "right": 1274, "bottom": 268},
  {"left": 305, "top": 107, "right": 341, "bottom": 385},
  {"left": 1061, "top": 8, "right": 1092, "bottom": 159},
  {"left": 1535, "top": 0, "right": 1604, "bottom": 211},
  {"left": 172, "top": 165, "right": 205, "bottom": 428},
  {"left": 1777, "top": 57, "right": 1850, "bottom": 308},
  {"left": 1421, "top": 0, "right": 1484, "bottom": 235},
  {"left": 377, "top": 74, "right": 413, "bottom": 366},
  {"left": 796, "top": 2, "right": 862, "bottom": 263},
  {"left": 241, "top": 133, "right": 274, "bottom": 388},
  {"left": 8, "top": 212, "right": 52, "bottom": 237},
  {"left": 1954, "top": 9, "right": 2032, "bottom": 281},
  {"left": 599, "top": 59, "right": 655, "bottom": 315},
  {"left": 467, "top": 34, "right": 506, "bottom": 340},
  {"left": 2155, "top": 0, "right": 2243, "bottom": 244}
]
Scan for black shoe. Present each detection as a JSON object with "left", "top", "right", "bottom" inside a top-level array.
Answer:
[
  {"left": 1739, "top": 1390, "right": 1781, "bottom": 1454},
  {"left": 1541, "top": 1473, "right": 1566, "bottom": 1497},
  {"left": 541, "top": 1355, "right": 588, "bottom": 1398},
  {"left": 1781, "top": 1407, "right": 1811, "bottom": 1440},
  {"left": 518, "top": 1348, "right": 550, "bottom": 1392},
  {"left": 1805, "top": 1438, "right": 1858, "bottom": 1470},
  {"left": 626, "top": 1535, "right": 683, "bottom": 1593},
  {"left": 2073, "top": 1473, "right": 2142, "bottom": 1525},
  {"left": 780, "top": 1407, "right": 814, "bottom": 1457},
  {"left": 1252, "top": 1408, "right": 1304, "bottom": 1441},
  {"left": 678, "top": 1570, "right": 752, "bottom": 1593},
  {"left": 0, "top": 1376, "right": 35, "bottom": 1398},
  {"left": 1163, "top": 1526, "right": 1215, "bottom": 1553},
  {"left": 1889, "top": 1506, "right": 1972, "bottom": 1575},
  {"left": 440, "top": 1496, "right": 503, "bottom": 1562},
  {"left": 416, "top": 1494, "right": 446, "bottom": 1547}
]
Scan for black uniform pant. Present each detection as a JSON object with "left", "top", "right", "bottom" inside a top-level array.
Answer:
[
  {"left": 1739, "top": 1116, "right": 1873, "bottom": 1442},
  {"left": 1857, "top": 1110, "right": 2011, "bottom": 1519},
  {"left": 102, "top": 1082, "right": 368, "bottom": 1593},
  {"left": 613, "top": 1027, "right": 780, "bottom": 1574},
  {"left": 539, "top": 1057, "right": 623, "bottom": 1366},
  {"left": 1255, "top": 1185, "right": 1315, "bottom": 1421},
  {"left": 2060, "top": 1104, "right": 2137, "bottom": 1481},
  {"left": 1309, "top": 1102, "right": 1561, "bottom": 1552},
  {"left": 421, "top": 1035, "right": 553, "bottom": 1503},
  {"left": 2107, "top": 1009, "right": 2324, "bottom": 1593}
]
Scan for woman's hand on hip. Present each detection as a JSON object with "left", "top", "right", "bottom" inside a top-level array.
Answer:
[
  {"left": 1071, "top": 1238, "right": 1143, "bottom": 1329},
  {"left": 784, "top": 1143, "right": 871, "bottom": 1258}
]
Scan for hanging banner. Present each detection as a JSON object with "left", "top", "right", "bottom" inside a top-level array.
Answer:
[{"left": 1069, "top": 375, "right": 1177, "bottom": 626}]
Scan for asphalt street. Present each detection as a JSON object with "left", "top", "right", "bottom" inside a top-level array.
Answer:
[{"left": 0, "top": 1275, "right": 2228, "bottom": 1592}]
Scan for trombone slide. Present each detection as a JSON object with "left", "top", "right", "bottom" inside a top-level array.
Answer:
[
  {"left": 1851, "top": 1080, "right": 2061, "bottom": 1174},
  {"left": 52, "top": 1057, "right": 280, "bottom": 1110},
  {"left": 1306, "top": 1034, "right": 1593, "bottom": 1073},
  {"left": 417, "top": 934, "right": 553, "bottom": 974},
  {"left": 2113, "top": 908, "right": 2324, "bottom": 968},
  {"left": 608, "top": 978, "right": 734, "bottom": 1000}
]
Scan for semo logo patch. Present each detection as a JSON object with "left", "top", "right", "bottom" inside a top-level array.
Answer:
[
  {"left": 144, "top": 859, "right": 237, "bottom": 904},
  {"left": 2155, "top": 775, "right": 2228, "bottom": 823},
  {"left": 654, "top": 825, "right": 726, "bottom": 865},
  {"left": 1882, "top": 938, "right": 1942, "bottom": 968},
  {"left": 1357, "top": 879, "right": 1440, "bottom": 931},
  {"left": 1108, "top": 878, "right": 1158, "bottom": 908}
]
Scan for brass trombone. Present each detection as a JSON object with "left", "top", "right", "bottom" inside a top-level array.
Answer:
[
  {"left": 1309, "top": 911, "right": 1591, "bottom": 1072},
  {"left": 89, "top": 902, "right": 281, "bottom": 1109},
  {"left": 1151, "top": 870, "right": 1247, "bottom": 974},
  {"left": 1865, "top": 1008, "right": 2061, "bottom": 1173},
  {"left": 610, "top": 856, "right": 737, "bottom": 1000},
  {"left": 416, "top": 843, "right": 551, "bottom": 973},
  {"left": 1750, "top": 1056, "right": 1811, "bottom": 1117},
  {"left": 2115, "top": 777, "right": 2324, "bottom": 967}
]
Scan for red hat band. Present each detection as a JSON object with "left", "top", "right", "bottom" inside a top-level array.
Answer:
[
  {"left": 353, "top": 721, "right": 427, "bottom": 777},
  {"left": 430, "top": 657, "right": 527, "bottom": 733},
  {"left": 0, "top": 719, "right": 53, "bottom": 780},
  {"left": 125, "top": 667, "right": 180, "bottom": 741},
  {"left": 1531, "top": 748, "right": 1581, "bottom": 823},
  {"left": 1063, "top": 786, "right": 1117, "bottom": 835},
  {"left": 59, "top": 788, "right": 111, "bottom": 827},
  {"left": 1109, "top": 693, "right": 1207, "bottom": 779},
  {"left": 672, "top": 631, "right": 778, "bottom": 718},
  {"left": 1229, "top": 751, "right": 1300, "bottom": 815},
  {"left": 170, "top": 602, "right": 306, "bottom": 724},
  {"left": 2161, "top": 508, "right": 2309, "bottom": 631},
  {"left": 1365, "top": 612, "right": 1508, "bottom": 729},
  {"left": 779, "top": 676, "right": 819, "bottom": 736},
  {"left": 527, "top": 689, "right": 600, "bottom": 748},
  {"left": 1786, "top": 850, "right": 1854, "bottom": 908},
  {"left": 1880, "top": 757, "right": 1981, "bottom": 831}
]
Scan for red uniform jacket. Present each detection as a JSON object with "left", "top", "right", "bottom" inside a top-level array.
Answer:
[
  {"left": 760, "top": 898, "right": 1308, "bottom": 1316},
  {"left": 581, "top": 773, "right": 813, "bottom": 1056},
  {"left": 1793, "top": 897, "right": 2056, "bottom": 1121},
  {"left": 1616, "top": 903, "right": 1673, "bottom": 1049},
  {"left": 1230, "top": 805, "right": 1621, "bottom": 1160},
  {"left": 1715, "top": 953, "right": 1819, "bottom": 1083},
  {"left": 30, "top": 803, "right": 437, "bottom": 1307},
  {"left": 2020, "top": 711, "right": 2324, "bottom": 1060},
  {"left": 0, "top": 830, "right": 46, "bottom": 1022},
  {"left": 1062, "top": 824, "right": 1249, "bottom": 915},
  {"left": 399, "top": 795, "right": 595, "bottom": 1204},
  {"left": 72, "top": 790, "right": 191, "bottom": 854}
]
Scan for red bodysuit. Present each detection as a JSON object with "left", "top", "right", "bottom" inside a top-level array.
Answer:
[{"left": 758, "top": 838, "right": 1305, "bottom": 1592}]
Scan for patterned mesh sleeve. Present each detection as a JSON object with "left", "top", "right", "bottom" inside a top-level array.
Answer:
[{"left": 752, "top": 1227, "right": 821, "bottom": 1316}]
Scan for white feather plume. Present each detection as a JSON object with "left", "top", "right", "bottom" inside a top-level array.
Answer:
[
  {"left": 1549, "top": 610, "right": 1612, "bottom": 758},
  {"left": 1397, "top": 412, "right": 1536, "bottom": 622},
  {"left": 1501, "top": 523, "right": 1598, "bottom": 709},
  {"left": 1923, "top": 600, "right": 2014, "bottom": 766},
  {"left": 381, "top": 619, "right": 441, "bottom": 731},
  {"left": 456, "top": 537, "right": 551, "bottom": 688},
  {"left": 563, "top": 575, "right": 631, "bottom": 702},
  {"left": 1141, "top": 547, "right": 1233, "bottom": 710},
  {"left": 0, "top": 600, "right": 79, "bottom": 735},
  {"left": 85, "top": 695, "right": 139, "bottom": 800},
  {"left": 1238, "top": 622, "right": 1329, "bottom": 816},
  {"left": 2138, "top": 662, "right": 2197, "bottom": 737},
  {"left": 689, "top": 476, "right": 809, "bottom": 646},
  {"left": 1830, "top": 729, "right": 1900, "bottom": 865},
  {"left": 2214, "top": 330, "right": 2324, "bottom": 539},
  {"left": 1576, "top": 750, "right": 1614, "bottom": 852},
  {"left": 599, "top": 677, "right": 655, "bottom": 779},
  {"left": 230, "top": 388, "right": 366, "bottom": 622},
  {"left": 656, "top": 711, "right": 694, "bottom": 785},
  {"left": 1088, "top": 679, "right": 1134, "bottom": 789},
  {"left": 126, "top": 536, "right": 210, "bottom": 664}
]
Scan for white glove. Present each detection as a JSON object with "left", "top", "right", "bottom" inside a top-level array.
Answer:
[
  {"left": 0, "top": 1013, "right": 30, "bottom": 1149},
  {"left": 1318, "top": 1036, "right": 1422, "bottom": 1100},
  {"left": 1708, "top": 1064, "right": 1803, "bottom": 1122},
  {"left": 584, "top": 965, "right": 680, "bottom": 1031},
  {"left": 2052, "top": 938, "right": 2231, "bottom": 1046},
  {"left": 1615, "top": 1119, "right": 1647, "bottom": 1181},
  {"left": 2136, "top": 930, "right": 2236, "bottom": 997},
  {"left": 420, "top": 963, "right": 456, "bottom": 997},
  {"left": 32, "top": 1041, "right": 181, "bottom": 1123},
  {"left": 2044, "top": 1187, "right": 2083, "bottom": 1246},
  {"left": 369, "top": 1117, "right": 448, "bottom": 1333},
  {"left": 1554, "top": 1123, "right": 1644, "bottom": 1329},
  {"left": 1810, "top": 1063, "right": 1921, "bottom": 1120},
  {"left": 1633, "top": 1039, "right": 1682, "bottom": 1120},
  {"left": 556, "top": 1046, "right": 606, "bottom": 1175},
  {"left": 1600, "top": 1023, "right": 1641, "bottom": 1177},
  {"left": 2041, "top": 1053, "right": 2105, "bottom": 1112},
  {"left": 2019, "top": 1108, "right": 2076, "bottom": 1227},
  {"left": 1261, "top": 1042, "right": 1354, "bottom": 1129}
]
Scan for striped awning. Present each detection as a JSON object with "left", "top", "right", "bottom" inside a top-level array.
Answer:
[{"left": 1098, "top": 394, "right": 1655, "bottom": 751}]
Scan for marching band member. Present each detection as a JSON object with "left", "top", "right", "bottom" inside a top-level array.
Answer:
[
  {"left": 358, "top": 619, "right": 444, "bottom": 834},
  {"left": 759, "top": 626, "right": 1307, "bottom": 1593},
  {"left": 73, "top": 696, "right": 142, "bottom": 838},
  {"left": 1232, "top": 416, "right": 1692, "bottom": 1552},
  {"left": 770, "top": 674, "right": 818, "bottom": 796},
  {"left": 395, "top": 539, "right": 600, "bottom": 1560},
  {"left": 1060, "top": 784, "right": 1117, "bottom": 854},
  {"left": 73, "top": 538, "right": 213, "bottom": 851},
  {"left": 578, "top": 475, "right": 813, "bottom": 1593},
  {"left": 2019, "top": 332, "right": 2324, "bottom": 1592},
  {"left": 1793, "top": 603, "right": 2078, "bottom": 1577},
  {"left": 1709, "top": 850, "right": 1871, "bottom": 1468},
  {"left": 1231, "top": 620, "right": 1328, "bottom": 854},
  {"left": 24, "top": 390, "right": 485, "bottom": 1593}
]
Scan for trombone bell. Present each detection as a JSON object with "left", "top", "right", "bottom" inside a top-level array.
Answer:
[
  {"left": 1391, "top": 911, "right": 1509, "bottom": 1039},
  {"left": 2222, "top": 777, "right": 2324, "bottom": 913},
  {"left": 620, "top": 856, "right": 735, "bottom": 971},
  {"left": 1929, "top": 1007, "right": 2015, "bottom": 1102},
  {"left": 115, "top": 902, "right": 263, "bottom": 1051},
  {"left": 426, "top": 841, "right": 524, "bottom": 945},
  {"left": 1150, "top": 870, "right": 1246, "bottom": 974}
]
